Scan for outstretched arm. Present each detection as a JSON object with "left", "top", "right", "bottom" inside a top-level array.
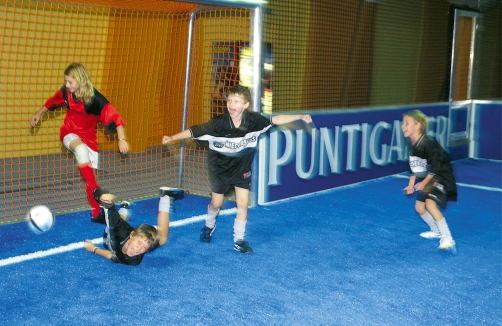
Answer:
[
  {"left": 30, "top": 106, "right": 49, "bottom": 127},
  {"left": 84, "top": 239, "right": 114, "bottom": 260},
  {"left": 162, "top": 129, "right": 192, "bottom": 145},
  {"left": 271, "top": 114, "right": 312, "bottom": 126}
]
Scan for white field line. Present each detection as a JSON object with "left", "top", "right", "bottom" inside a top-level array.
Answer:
[
  {"left": 392, "top": 174, "right": 502, "bottom": 192},
  {"left": 0, "top": 208, "right": 237, "bottom": 267}
]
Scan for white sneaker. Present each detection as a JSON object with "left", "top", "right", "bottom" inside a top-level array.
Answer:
[
  {"left": 439, "top": 236, "right": 456, "bottom": 249},
  {"left": 420, "top": 231, "right": 441, "bottom": 239}
]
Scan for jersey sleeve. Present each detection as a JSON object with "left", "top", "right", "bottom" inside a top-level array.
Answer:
[
  {"left": 99, "top": 102, "right": 125, "bottom": 132},
  {"left": 253, "top": 112, "right": 273, "bottom": 130},
  {"left": 44, "top": 88, "right": 66, "bottom": 111},
  {"left": 189, "top": 120, "right": 216, "bottom": 138},
  {"left": 89, "top": 89, "right": 124, "bottom": 132},
  {"left": 425, "top": 140, "right": 445, "bottom": 176}
]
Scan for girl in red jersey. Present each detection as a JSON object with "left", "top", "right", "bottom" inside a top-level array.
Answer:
[{"left": 30, "top": 63, "right": 129, "bottom": 223}]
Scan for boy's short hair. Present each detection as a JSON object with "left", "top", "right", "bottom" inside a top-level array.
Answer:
[
  {"left": 404, "top": 110, "right": 428, "bottom": 133},
  {"left": 227, "top": 84, "right": 251, "bottom": 104},
  {"left": 133, "top": 224, "right": 160, "bottom": 252}
]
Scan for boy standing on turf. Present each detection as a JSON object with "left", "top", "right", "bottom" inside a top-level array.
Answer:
[
  {"left": 162, "top": 84, "right": 312, "bottom": 254},
  {"left": 83, "top": 187, "right": 183, "bottom": 265},
  {"left": 402, "top": 110, "right": 457, "bottom": 250}
]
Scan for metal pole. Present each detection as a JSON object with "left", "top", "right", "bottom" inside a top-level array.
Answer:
[
  {"left": 178, "top": 6, "right": 221, "bottom": 189},
  {"left": 249, "top": 5, "right": 263, "bottom": 207},
  {"left": 177, "top": 11, "right": 196, "bottom": 189}
]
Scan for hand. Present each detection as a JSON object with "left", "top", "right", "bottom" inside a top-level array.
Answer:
[
  {"left": 301, "top": 115, "right": 312, "bottom": 123},
  {"left": 162, "top": 135, "right": 173, "bottom": 145},
  {"left": 84, "top": 240, "right": 95, "bottom": 252},
  {"left": 414, "top": 182, "right": 425, "bottom": 192},
  {"left": 118, "top": 139, "right": 129, "bottom": 154},
  {"left": 403, "top": 186, "right": 414, "bottom": 195},
  {"left": 30, "top": 114, "right": 41, "bottom": 127},
  {"left": 99, "top": 193, "right": 115, "bottom": 206}
]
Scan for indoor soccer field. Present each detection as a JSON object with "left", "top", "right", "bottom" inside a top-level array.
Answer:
[{"left": 1, "top": 158, "right": 500, "bottom": 325}]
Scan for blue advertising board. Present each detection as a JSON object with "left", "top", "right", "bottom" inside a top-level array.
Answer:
[
  {"left": 472, "top": 101, "right": 502, "bottom": 160},
  {"left": 257, "top": 104, "right": 468, "bottom": 204}
]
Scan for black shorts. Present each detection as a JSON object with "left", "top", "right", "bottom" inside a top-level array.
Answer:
[
  {"left": 209, "top": 173, "right": 251, "bottom": 194},
  {"left": 416, "top": 179, "right": 448, "bottom": 209}
]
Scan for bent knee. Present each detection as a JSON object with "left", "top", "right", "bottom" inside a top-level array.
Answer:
[{"left": 414, "top": 202, "right": 426, "bottom": 215}]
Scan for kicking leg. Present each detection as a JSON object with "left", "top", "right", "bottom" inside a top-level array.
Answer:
[{"left": 64, "top": 135, "right": 101, "bottom": 218}]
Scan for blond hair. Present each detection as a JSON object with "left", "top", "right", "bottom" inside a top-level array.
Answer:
[
  {"left": 64, "top": 63, "right": 95, "bottom": 103},
  {"left": 132, "top": 224, "right": 160, "bottom": 252},
  {"left": 403, "top": 110, "right": 428, "bottom": 133}
]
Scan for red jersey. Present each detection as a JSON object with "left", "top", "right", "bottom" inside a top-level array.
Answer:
[{"left": 44, "top": 87, "right": 125, "bottom": 152}]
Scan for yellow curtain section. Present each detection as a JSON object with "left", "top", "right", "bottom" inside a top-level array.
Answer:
[
  {"left": 0, "top": 2, "right": 195, "bottom": 159},
  {"left": 1, "top": 3, "right": 110, "bottom": 159},
  {"left": 99, "top": 11, "right": 191, "bottom": 152}
]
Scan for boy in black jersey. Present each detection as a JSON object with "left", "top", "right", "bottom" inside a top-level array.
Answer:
[
  {"left": 162, "top": 85, "right": 312, "bottom": 254},
  {"left": 83, "top": 187, "right": 183, "bottom": 265},
  {"left": 402, "top": 110, "right": 457, "bottom": 250}
]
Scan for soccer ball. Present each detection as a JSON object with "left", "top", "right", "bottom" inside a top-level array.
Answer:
[{"left": 26, "top": 205, "right": 55, "bottom": 234}]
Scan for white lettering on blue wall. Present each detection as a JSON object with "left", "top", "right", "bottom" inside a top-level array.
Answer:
[{"left": 268, "top": 115, "right": 447, "bottom": 186}]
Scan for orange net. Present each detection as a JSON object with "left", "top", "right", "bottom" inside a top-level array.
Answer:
[
  {"left": 1, "top": 0, "right": 500, "bottom": 223},
  {"left": 0, "top": 1, "right": 250, "bottom": 223}
]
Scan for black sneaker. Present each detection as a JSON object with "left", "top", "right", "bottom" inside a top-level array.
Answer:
[
  {"left": 90, "top": 208, "right": 106, "bottom": 224},
  {"left": 200, "top": 225, "right": 216, "bottom": 243},
  {"left": 160, "top": 187, "right": 184, "bottom": 214},
  {"left": 234, "top": 240, "right": 253, "bottom": 254},
  {"left": 119, "top": 201, "right": 130, "bottom": 209},
  {"left": 159, "top": 187, "right": 184, "bottom": 198}
]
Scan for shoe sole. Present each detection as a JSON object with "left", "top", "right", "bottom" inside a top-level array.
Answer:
[
  {"left": 439, "top": 242, "right": 456, "bottom": 250},
  {"left": 119, "top": 201, "right": 130, "bottom": 209},
  {"left": 420, "top": 235, "right": 441, "bottom": 239},
  {"left": 420, "top": 231, "right": 441, "bottom": 239},
  {"left": 159, "top": 187, "right": 185, "bottom": 198},
  {"left": 234, "top": 247, "right": 253, "bottom": 254}
]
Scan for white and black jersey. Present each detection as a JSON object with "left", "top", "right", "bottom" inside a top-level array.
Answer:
[
  {"left": 103, "top": 206, "right": 143, "bottom": 266},
  {"left": 408, "top": 135, "right": 457, "bottom": 199},
  {"left": 189, "top": 111, "right": 273, "bottom": 188}
]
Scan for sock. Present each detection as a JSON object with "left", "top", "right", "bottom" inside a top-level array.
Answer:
[
  {"left": 205, "top": 205, "right": 219, "bottom": 229},
  {"left": 233, "top": 219, "right": 247, "bottom": 242},
  {"left": 420, "top": 212, "right": 440, "bottom": 233},
  {"left": 436, "top": 218, "right": 452, "bottom": 238},
  {"left": 158, "top": 196, "right": 171, "bottom": 213},
  {"left": 118, "top": 207, "right": 129, "bottom": 218},
  {"left": 80, "top": 165, "right": 100, "bottom": 217},
  {"left": 79, "top": 165, "right": 98, "bottom": 189}
]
